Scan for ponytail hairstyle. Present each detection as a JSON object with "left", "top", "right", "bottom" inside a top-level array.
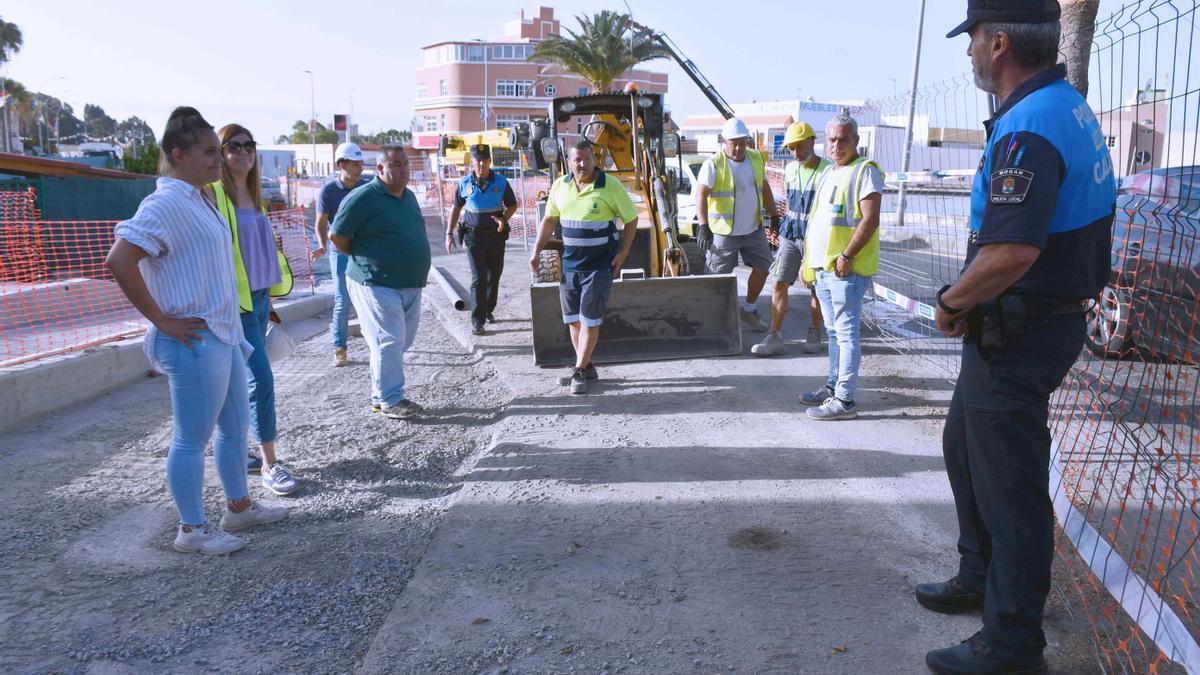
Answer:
[
  {"left": 217, "top": 123, "right": 263, "bottom": 211},
  {"left": 159, "top": 106, "right": 214, "bottom": 175}
]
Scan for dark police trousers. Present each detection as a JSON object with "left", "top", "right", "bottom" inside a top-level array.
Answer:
[
  {"left": 943, "top": 309, "right": 1084, "bottom": 659},
  {"left": 465, "top": 229, "right": 505, "bottom": 324}
]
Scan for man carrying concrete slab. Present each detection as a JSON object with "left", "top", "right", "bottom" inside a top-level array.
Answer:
[{"left": 529, "top": 140, "right": 638, "bottom": 395}]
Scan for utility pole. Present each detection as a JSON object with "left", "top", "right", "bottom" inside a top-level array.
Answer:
[
  {"left": 896, "top": 0, "right": 926, "bottom": 228},
  {"left": 304, "top": 70, "right": 316, "bottom": 176}
]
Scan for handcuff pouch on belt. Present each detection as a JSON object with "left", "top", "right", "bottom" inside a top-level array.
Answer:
[{"left": 967, "top": 293, "right": 1027, "bottom": 352}]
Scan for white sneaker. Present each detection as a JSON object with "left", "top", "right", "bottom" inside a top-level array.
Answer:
[
  {"left": 220, "top": 501, "right": 290, "bottom": 532},
  {"left": 173, "top": 523, "right": 245, "bottom": 555},
  {"left": 806, "top": 397, "right": 859, "bottom": 421},
  {"left": 802, "top": 326, "right": 824, "bottom": 353},
  {"left": 262, "top": 462, "right": 299, "bottom": 496},
  {"left": 751, "top": 330, "right": 785, "bottom": 356}
]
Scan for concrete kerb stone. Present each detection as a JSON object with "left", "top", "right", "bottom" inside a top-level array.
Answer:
[{"left": 0, "top": 291, "right": 333, "bottom": 433}]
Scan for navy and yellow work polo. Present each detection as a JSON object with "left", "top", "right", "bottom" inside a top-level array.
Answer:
[
  {"left": 546, "top": 170, "right": 639, "bottom": 272},
  {"left": 454, "top": 171, "right": 517, "bottom": 235}
]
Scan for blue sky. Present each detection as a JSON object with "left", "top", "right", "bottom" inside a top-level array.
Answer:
[{"left": 4, "top": 0, "right": 1132, "bottom": 140}]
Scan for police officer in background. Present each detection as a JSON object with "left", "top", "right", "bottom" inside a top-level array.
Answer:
[
  {"left": 447, "top": 144, "right": 518, "bottom": 335},
  {"left": 917, "top": 2, "right": 1115, "bottom": 673}
]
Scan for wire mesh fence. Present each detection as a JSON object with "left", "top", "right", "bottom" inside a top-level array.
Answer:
[
  {"left": 861, "top": 1, "right": 1200, "bottom": 671},
  {"left": 0, "top": 202, "right": 316, "bottom": 368}
]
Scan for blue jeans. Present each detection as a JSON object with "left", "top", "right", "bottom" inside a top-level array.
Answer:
[
  {"left": 239, "top": 288, "right": 277, "bottom": 444},
  {"left": 346, "top": 280, "right": 422, "bottom": 407},
  {"left": 154, "top": 331, "right": 251, "bottom": 526},
  {"left": 814, "top": 270, "right": 870, "bottom": 402},
  {"left": 330, "top": 250, "right": 350, "bottom": 348}
]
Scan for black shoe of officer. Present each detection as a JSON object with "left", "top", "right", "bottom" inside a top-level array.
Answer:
[
  {"left": 486, "top": 312, "right": 497, "bottom": 323},
  {"left": 915, "top": 576, "right": 984, "bottom": 614},
  {"left": 926, "top": 632, "right": 1046, "bottom": 674},
  {"left": 472, "top": 321, "right": 485, "bottom": 336}
]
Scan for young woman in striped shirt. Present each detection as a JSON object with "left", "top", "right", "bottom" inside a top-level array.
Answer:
[{"left": 105, "top": 107, "right": 289, "bottom": 555}]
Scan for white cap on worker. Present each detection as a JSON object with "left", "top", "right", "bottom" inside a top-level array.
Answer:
[
  {"left": 335, "top": 142, "right": 364, "bottom": 162},
  {"left": 721, "top": 117, "right": 751, "bottom": 141}
]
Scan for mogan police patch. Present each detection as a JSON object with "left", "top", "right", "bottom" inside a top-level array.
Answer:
[{"left": 990, "top": 168, "right": 1034, "bottom": 204}]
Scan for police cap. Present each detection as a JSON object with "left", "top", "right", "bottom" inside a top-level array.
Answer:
[
  {"left": 469, "top": 144, "right": 492, "bottom": 160},
  {"left": 946, "top": 0, "right": 1061, "bottom": 39}
]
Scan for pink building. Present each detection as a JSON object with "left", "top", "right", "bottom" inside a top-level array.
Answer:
[{"left": 411, "top": 6, "right": 669, "bottom": 150}]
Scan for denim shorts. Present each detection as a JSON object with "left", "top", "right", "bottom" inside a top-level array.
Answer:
[{"left": 559, "top": 267, "right": 613, "bottom": 327}]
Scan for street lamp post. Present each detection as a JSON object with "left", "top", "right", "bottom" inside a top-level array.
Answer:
[
  {"left": 303, "top": 69, "right": 316, "bottom": 176},
  {"left": 473, "top": 39, "right": 489, "bottom": 129}
]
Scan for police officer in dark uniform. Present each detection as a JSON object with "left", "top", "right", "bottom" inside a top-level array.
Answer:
[
  {"left": 446, "top": 144, "right": 518, "bottom": 335},
  {"left": 917, "top": 2, "right": 1115, "bottom": 673}
]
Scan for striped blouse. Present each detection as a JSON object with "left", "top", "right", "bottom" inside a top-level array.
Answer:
[{"left": 114, "top": 177, "right": 248, "bottom": 366}]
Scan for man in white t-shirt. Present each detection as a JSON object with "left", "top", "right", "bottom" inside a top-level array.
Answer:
[
  {"left": 694, "top": 117, "right": 779, "bottom": 332},
  {"left": 798, "top": 113, "right": 884, "bottom": 421}
]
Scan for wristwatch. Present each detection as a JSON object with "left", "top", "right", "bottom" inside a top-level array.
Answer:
[
  {"left": 936, "top": 284, "right": 963, "bottom": 314},
  {"left": 839, "top": 251, "right": 854, "bottom": 262}
]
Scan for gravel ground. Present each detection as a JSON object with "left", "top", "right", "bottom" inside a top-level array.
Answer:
[{"left": 0, "top": 304, "right": 509, "bottom": 674}]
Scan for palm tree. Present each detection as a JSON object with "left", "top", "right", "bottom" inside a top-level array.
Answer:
[
  {"left": 1059, "top": 0, "right": 1101, "bottom": 96},
  {"left": 529, "top": 10, "right": 669, "bottom": 94},
  {"left": 0, "top": 18, "right": 22, "bottom": 66}
]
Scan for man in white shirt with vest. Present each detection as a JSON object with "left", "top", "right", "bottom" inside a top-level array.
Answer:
[
  {"left": 694, "top": 117, "right": 779, "bottom": 332},
  {"left": 799, "top": 113, "right": 884, "bottom": 421}
]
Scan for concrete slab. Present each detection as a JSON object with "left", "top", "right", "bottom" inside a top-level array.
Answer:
[
  {"left": 0, "top": 291, "right": 333, "bottom": 432},
  {"left": 359, "top": 241, "right": 1095, "bottom": 673}
]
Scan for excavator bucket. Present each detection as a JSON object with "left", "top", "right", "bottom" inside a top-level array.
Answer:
[{"left": 529, "top": 274, "right": 743, "bottom": 367}]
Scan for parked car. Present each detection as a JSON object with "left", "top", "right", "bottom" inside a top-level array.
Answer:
[
  {"left": 260, "top": 177, "right": 286, "bottom": 208},
  {"left": 1086, "top": 165, "right": 1200, "bottom": 363}
]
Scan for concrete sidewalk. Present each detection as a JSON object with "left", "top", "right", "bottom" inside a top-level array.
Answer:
[{"left": 360, "top": 239, "right": 1089, "bottom": 673}]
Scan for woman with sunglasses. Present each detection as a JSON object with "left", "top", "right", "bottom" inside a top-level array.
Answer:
[
  {"left": 210, "top": 124, "right": 299, "bottom": 496},
  {"left": 106, "top": 107, "right": 288, "bottom": 554}
]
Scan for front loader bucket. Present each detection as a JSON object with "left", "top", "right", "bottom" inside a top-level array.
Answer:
[{"left": 529, "top": 275, "right": 743, "bottom": 367}]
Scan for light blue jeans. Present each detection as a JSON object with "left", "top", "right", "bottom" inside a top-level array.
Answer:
[
  {"left": 239, "top": 288, "right": 277, "bottom": 445},
  {"left": 814, "top": 270, "right": 871, "bottom": 402},
  {"left": 330, "top": 250, "right": 350, "bottom": 349},
  {"left": 346, "top": 280, "right": 422, "bottom": 408},
  {"left": 154, "top": 330, "right": 251, "bottom": 526}
]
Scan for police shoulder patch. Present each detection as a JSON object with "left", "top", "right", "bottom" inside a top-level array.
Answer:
[{"left": 990, "top": 168, "right": 1034, "bottom": 204}]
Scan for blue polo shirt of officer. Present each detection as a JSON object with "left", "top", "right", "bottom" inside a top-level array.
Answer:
[{"left": 454, "top": 164, "right": 517, "bottom": 244}]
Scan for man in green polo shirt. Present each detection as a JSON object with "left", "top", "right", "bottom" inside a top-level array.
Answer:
[{"left": 330, "top": 145, "right": 432, "bottom": 419}]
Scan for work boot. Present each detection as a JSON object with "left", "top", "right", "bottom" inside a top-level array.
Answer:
[
  {"left": 380, "top": 399, "right": 423, "bottom": 420},
  {"left": 926, "top": 632, "right": 1046, "bottom": 674},
  {"left": 333, "top": 347, "right": 348, "bottom": 367},
  {"left": 569, "top": 368, "right": 588, "bottom": 395},
  {"left": 487, "top": 312, "right": 497, "bottom": 323},
  {"left": 751, "top": 330, "right": 785, "bottom": 356},
  {"left": 915, "top": 577, "right": 985, "bottom": 614},
  {"left": 802, "top": 326, "right": 824, "bottom": 353},
  {"left": 739, "top": 308, "right": 769, "bottom": 332},
  {"left": 472, "top": 321, "right": 485, "bottom": 336}
]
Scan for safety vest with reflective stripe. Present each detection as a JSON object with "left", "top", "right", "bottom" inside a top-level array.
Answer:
[
  {"left": 210, "top": 182, "right": 294, "bottom": 313},
  {"left": 802, "top": 157, "right": 883, "bottom": 282},
  {"left": 706, "top": 148, "right": 766, "bottom": 235},
  {"left": 781, "top": 157, "right": 831, "bottom": 240},
  {"left": 551, "top": 171, "right": 622, "bottom": 272}
]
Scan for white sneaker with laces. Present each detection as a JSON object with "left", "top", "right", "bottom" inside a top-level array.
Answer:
[
  {"left": 220, "top": 501, "right": 290, "bottom": 532},
  {"left": 751, "top": 330, "right": 785, "bottom": 356},
  {"left": 806, "top": 397, "right": 859, "bottom": 421},
  {"left": 262, "top": 462, "right": 299, "bottom": 495},
  {"left": 173, "top": 523, "right": 245, "bottom": 555}
]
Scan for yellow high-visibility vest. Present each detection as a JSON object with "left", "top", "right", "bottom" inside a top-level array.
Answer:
[
  {"left": 210, "top": 181, "right": 293, "bottom": 313},
  {"left": 706, "top": 148, "right": 766, "bottom": 236},
  {"left": 801, "top": 157, "right": 884, "bottom": 283}
]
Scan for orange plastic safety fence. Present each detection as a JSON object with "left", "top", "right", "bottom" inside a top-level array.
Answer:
[{"left": 1, "top": 209, "right": 316, "bottom": 368}]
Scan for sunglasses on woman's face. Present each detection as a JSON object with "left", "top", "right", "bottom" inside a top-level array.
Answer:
[{"left": 223, "top": 140, "right": 257, "bottom": 154}]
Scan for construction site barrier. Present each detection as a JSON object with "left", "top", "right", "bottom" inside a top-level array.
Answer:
[
  {"left": 863, "top": 1, "right": 1200, "bottom": 670},
  {"left": 0, "top": 205, "right": 316, "bottom": 369}
]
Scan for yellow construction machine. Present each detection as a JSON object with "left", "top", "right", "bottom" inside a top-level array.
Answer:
[{"left": 527, "top": 91, "right": 741, "bottom": 366}]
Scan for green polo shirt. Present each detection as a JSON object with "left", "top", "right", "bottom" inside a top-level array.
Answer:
[{"left": 330, "top": 178, "right": 431, "bottom": 289}]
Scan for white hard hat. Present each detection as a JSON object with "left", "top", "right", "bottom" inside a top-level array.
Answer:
[
  {"left": 721, "top": 117, "right": 750, "bottom": 141},
  {"left": 335, "top": 142, "right": 364, "bottom": 162}
]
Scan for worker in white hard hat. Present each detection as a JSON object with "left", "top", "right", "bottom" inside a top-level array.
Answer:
[
  {"left": 311, "top": 141, "right": 369, "bottom": 367},
  {"left": 694, "top": 117, "right": 779, "bottom": 332},
  {"left": 751, "top": 121, "right": 831, "bottom": 357}
]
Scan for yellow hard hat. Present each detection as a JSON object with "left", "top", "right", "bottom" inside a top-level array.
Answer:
[{"left": 783, "top": 122, "right": 816, "bottom": 147}]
